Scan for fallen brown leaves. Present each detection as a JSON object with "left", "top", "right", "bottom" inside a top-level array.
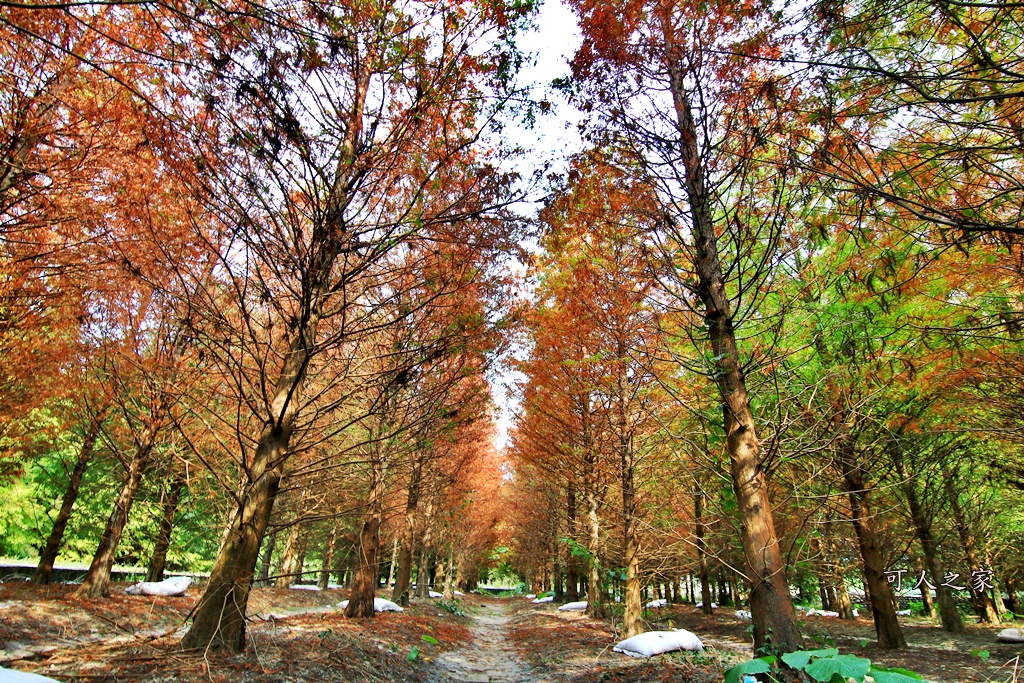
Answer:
[
  {"left": 0, "top": 582, "right": 472, "bottom": 683},
  {"left": 506, "top": 602, "right": 719, "bottom": 683}
]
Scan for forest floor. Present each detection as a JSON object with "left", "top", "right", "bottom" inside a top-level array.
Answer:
[
  {"left": 1, "top": 584, "right": 1021, "bottom": 682},
  {"left": 508, "top": 599, "right": 1023, "bottom": 683}
]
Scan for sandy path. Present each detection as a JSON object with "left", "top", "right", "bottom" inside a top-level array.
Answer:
[{"left": 433, "top": 601, "right": 542, "bottom": 683}]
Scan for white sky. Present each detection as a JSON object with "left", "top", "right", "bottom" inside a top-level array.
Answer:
[{"left": 490, "top": 0, "right": 583, "bottom": 452}]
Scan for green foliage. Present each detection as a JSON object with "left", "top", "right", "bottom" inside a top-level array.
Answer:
[
  {"left": 406, "top": 646, "right": 420, "bottom": 661},
  {"left": 421, "top": 634, "right": 439, "bottom": 645},
  {"left": 723, "top": 655, "right": 775, "bottom": 683},
  {"left": 725, "top": 649, "right": 923, "bottom": 683},
  {"left": 559, "top": 536, "right": 594, "bottom": 563},
  {"left": 435, "top": 598, "right": 465, "bottom": 616}
]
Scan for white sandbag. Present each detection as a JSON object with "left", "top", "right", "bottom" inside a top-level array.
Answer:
[
  {"left": 125, "top": 576, "right": 191, "bottom": 596},
  {"left": 895, "top": 609, "right": 911, "bottom": 616},
  {"left": 532, "top": 595, "right": 554, "bottom": 604},
  {"left": 806, "top": 608, "right": 839, "bottom": 617},
  {"left": 997, "top": 628, "right": 1024, "bottom": 643},
  {"left": 454, "top": 591, "right": 465, "bottom": 596},
  {"left": 428, "top": 590, "right": 444, "bottom": 598},
  {"left": 338, "top": 598, "right": 404, "bottom": 612},
  {"left": 289, "top": 584, "right": 321, "bottom": 591},
  {"left": 525, "top": 594, "right": 536, "bottom": 599},
  {"left": 0, "top": 668, "right": 64, "bottom": 682},
  {"left": 558, "top": 601, "right": 588, "bottom": 611},
  {"left": 613, "top": 629, "right": 704, "bottom": 658},
  {"left": 694, "top": 601, "right": 718, "bottom": 609},
  {"left": 735, "top": 610, "right": 752, "bottom": 620},
  {"left": 645, "top": 598, "right": 667, "bottom": 609}
]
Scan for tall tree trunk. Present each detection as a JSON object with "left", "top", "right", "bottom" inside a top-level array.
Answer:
[
  {"left": 257, "top": 530, "right": 278, "bottom": 587},
  {"left": 34, "top": 412, "right": 104, "bottom": 584},
  {"left": 181, "top": 59, "right": 368, "bottom": 653},
  {"left": 944, "top": 471, "right": 999, "bottom": 625},
  {"left": 584, "top": 468, "right": 603, "bottom": 617},
  {"left": 346, "top": 449, "right": 388, "bottom": 619},
  {"left": 76, "top": 416, "right": 163, "bottom": 599},
  {"left": 276, "top": 523, "right": 302, "bottom": 588},
  {"left": 911, "top": 553, "right": 937, "bottom": 619},
  {"left": 695, "top": 492, "right": 714, "bottom": 615},
  {"left": 841, "top": 449, "right": 906, "bottom": 649},
  {"left": 146, "top": 467, "right": 187, "bottom": 582},
  {"left": 566, "top": 483, "right": 578, "bottom": 601},
  {"left": 385, "top": 536, "right": 398, "bottom": 590},
  {"left": 442, "top": 547, "right": 455, "bottom": 599},
  {"left": 317, "top": 525, "right": 337, "bottom": 590},
  {"left": 414, "top": 501, "right": 435, "bottom": 599},
  {"left": 661, "top": 23, "right": 802, "bottom": 652},
  {"left": 392, "top": 456, "right": 423, "bottom": 605},
  {"left": 896, "top": 455, "right": 963, "bottom": 632}
]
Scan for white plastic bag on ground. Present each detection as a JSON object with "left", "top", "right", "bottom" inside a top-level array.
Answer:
[
  {"left": 735, "top": 610, "right": 752, "bottom": 620},
  {"left": 694, "top": 601, "right": 717, "bottom": 609},
  {"left": 289, "top": 584, "right": 321, "bottom": 591},
  {"left": 125, "top": 576, "right": 191, "bottom": 596},
  {"left": 645, "top": 598, "right": 667, "bottom": 609},
  {"left": 525, "top": 594, "right": 536, "bottom": 599},
  {"left": 532, "top": 595, "right": 554, "bottom": 604},
  {"left": 852, "top": 608, "right": 859, "bottom": 617},
  {"left": 428, "top": 590, "right": 444, "bottom": 598},
  {"left": 895, "top": 609, "right": 911, "bottom": 616},
  {"left": 454, "top": 591, "right": 465, "bottom": 596},
  {"left": 558, "top": 601, "right": 587, "bottom": 611},
  {"left": 0, "top": 667, "right": 63, "bottom": 682},
  {"left": 338, "top": 598, "right": 404, "bottom": 612},
  {"left": 806, "top": 608, "right": 840, "bottom": 617},
  {"left": 997, "top": 628, "right": 1024, "bottom": 643},
  {"left": 613, "top": 630, "right": 704, "bottom": 658}
]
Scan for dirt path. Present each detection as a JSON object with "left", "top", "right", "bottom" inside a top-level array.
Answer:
[{"left": 433, "top": 601, "right": 542, "bottom": 683}]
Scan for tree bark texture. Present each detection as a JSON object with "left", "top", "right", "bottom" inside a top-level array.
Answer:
[
  {"left": 146, "top": 467, "right": 187, "bottom": 582},
  {"left": 944, "top": 472, "right": 1000, "bottom": 625},
  {"left": 392, "top": 456, "right": 422, "bottom": 605},
  {"left": 841, "top": 452, "right": 906, "bottom": 649},
  {"left": 661, "top": 23, "right": 803, "bottom": 652},
  {"left": 76, "top": 416, "right": 163, "bottom": 599},
  {"left": 34, "top": 412, "right": 104, "bottom": 585}
]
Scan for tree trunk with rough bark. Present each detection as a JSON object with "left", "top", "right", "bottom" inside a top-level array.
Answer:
[
  {"left": 911, "top": 553, "right": 937, "bottom": 619},
  {"left": 895, "top": 455, "right": 963, "bottom": 632},
  {"left": 695, "top": 492, "right": 714, "bottom": 615},
  {"left": 414, "top": 501, "right": 435, "bottom": 599},
  {"left": 567, "top": 484, "right": 578, "bottom": 601},
  {"left": 661, "top": 25, "right": 803, "bottom": 652},
  {"left": 34, "top": 413, "right": 104, "bottom": 584},
  {"left": 276, "top": 523, "right": 302, "bottom": 588},
  {"left": 584, "top": 453, "right": 604, "bottom": 618},
  {"left": 319, "top": 525, "right": 339, "bottom": 590},
  {"left": 392, "top": 456, "right": 422, "bottom": 605},
  {"left": 944, "top": 472, "right": 999, "bottom": 625},
  {"left": 841, "top": 449, "right": 906, "bottom": 649},
  {"left": 76, "top": 416, "right": 163, "bottom": 599},
  {"left": 346, "top": 449, "right": 388, "bottom": 619},
  {"left": 146, "top": 467, "right": 187, "bottom": 582}
]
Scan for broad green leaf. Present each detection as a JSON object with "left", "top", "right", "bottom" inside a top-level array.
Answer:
[
  {"left": 804, "top": 653, "right": 870, "bottom": 682},
  {"left": 869, "top": 665, "right": 924, "bottom": 683},
  {"left": 421, "top": 635, "right": 439, "bottom": 645},
  {"left": 724, "top": 656, "right": 776, "bottom": 683},
  {"left": 781, "top": 648, "right": 839, "bottom": 670}
]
